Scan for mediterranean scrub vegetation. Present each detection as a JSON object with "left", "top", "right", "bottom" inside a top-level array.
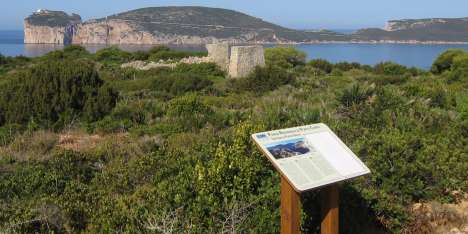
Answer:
[{"left": 0, "top": 46, "right": 466, "bottom": 233}]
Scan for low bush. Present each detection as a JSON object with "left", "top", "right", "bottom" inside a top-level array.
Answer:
[
  {"left": 91, "top": 116, "right": 133, "bottom": 134},
  {"left": 431, "top": 49, "right": 465, "bottom": 74},
  {"left": 334, "top": 61, "right": 363, "bottom": 71},
  {"left": 338, "top": 83, "right": 374, "bottom": 107},
  {"left": 374, "top": 62, "right": 409, "bottom": 76},
  {"left": 307, "top": 59, "right": 333, "bottom": 73},
  {"left": 230, "top": 65, "right": 294, "bottom": 93},
  {"left": 152, "top": 73, "right": 213, "bottom": 96},
  {"left": 0, "top": 53, "right": 6, "bottom": 65},
  {"left": 0, "top": 59, "right": 118, "bottom": 128},
  {"left": 95, "top": 46, "right": 132, "bottom": 64},
  {"left": 40, "top": 45, "right": 91, "bottom": 61},
  {"left": 373, "top": 74, "right": 409, "bottom": 85},
  {"left": 148, "top": 46, "right": 207, "bottom": 62},
  {"left": 130, "top": 51, "right": 150, "bottom": 61},
  {"left": 173, "top": 62, "right": 225, "bottom": 77},
  {"left": 0, "top": 124, "right": 24, "bottom": 146},
  {"left": 447, "top": 53, "right": 468, "bottom": 82},
  {"left": 0, "top": 55, "right": 31, "bottom": 74},
  {"left": 63, "top": 45, "right": 91, "bottom": 58},
  {"left": 264, "top": 47, "right": 306, "bottom": 69},
  {"left": 166, "top": 93, "right": 214, "bottom": 131}
]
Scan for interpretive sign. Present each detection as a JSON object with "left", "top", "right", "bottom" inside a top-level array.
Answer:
[{"left": 252, "top": 123, "right": 370, "bottom": 192}]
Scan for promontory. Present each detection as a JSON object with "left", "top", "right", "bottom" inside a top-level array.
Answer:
[{"left": 24, "top": 7, "right": 468, "bottom": 45}]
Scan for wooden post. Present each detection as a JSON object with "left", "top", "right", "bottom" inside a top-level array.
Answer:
[
  {"left": 281, "top": 176, "right": 300, "bottom": 234},
  {"left": 321, "top": 184, "right": 339, "bottom": 234}
]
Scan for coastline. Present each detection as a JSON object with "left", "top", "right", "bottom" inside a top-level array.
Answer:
[
  {"left": 256, "top": 40, "right": 468, "bottom": 45},
  {"left": 22, "top": 40, "right": 468, "bottom": 46}
]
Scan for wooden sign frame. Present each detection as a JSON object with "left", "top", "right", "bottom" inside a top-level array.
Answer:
[{"left": 252, "top": 123, "right": 370, "bottom": 234}]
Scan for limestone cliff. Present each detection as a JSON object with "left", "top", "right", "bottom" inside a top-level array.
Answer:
[{"left": 71, "top": 19, "right": 241, "bottom": 45}]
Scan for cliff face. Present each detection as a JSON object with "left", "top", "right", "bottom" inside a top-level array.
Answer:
[
  {"left": 71, "top": 20, "right": 238, "bottom": 45},
  {"left": 24, "top": 22, "right": 69, "bottom": 44},
  {"left": 71, "top": 19, "right": 270, "bottom": 44}
]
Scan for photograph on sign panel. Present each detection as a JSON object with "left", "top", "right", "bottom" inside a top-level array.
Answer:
[{"left": 266, "top": 137, "right": 312, "bottom": 159}]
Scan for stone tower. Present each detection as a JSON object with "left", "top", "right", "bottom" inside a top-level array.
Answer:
[
  {"left": 206, "top": 44, "right": 265, "bottom": 78},
  {"left": 228, "top": 45, "right": 265, "bottom": 78},
  {"left": 206, "top": 43, "right": 230, "bottom": 71}
]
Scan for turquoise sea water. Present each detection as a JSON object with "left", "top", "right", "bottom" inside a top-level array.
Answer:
[{"left": 2, "top": 30, "right": 468, "bottom": 69}]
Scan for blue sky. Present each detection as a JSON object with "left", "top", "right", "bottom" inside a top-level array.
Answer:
[{"left": 2, "top": 0, "right": 467, "bottom": 30}]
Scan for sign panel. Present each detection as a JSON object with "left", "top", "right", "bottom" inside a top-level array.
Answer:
[{"left": 252, "top": 123, "right": 370, "bottom": 192}]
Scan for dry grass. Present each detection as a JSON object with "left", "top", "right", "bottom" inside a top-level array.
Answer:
[
  {"left": 405, "top": 196, "right": 468, "bottom": 234},
  {"left": 56, "top": 130, "right": 104, "bottom": 152},
  {"left": 0, "top": 130, "right": 58, "bottom": 161}
]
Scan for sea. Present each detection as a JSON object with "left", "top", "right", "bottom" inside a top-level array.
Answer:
[{"left": 2, "top": 30, "right": 468, "bottom": 70}]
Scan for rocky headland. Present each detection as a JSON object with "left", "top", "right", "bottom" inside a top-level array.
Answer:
[{"left": 24, "top": 7, "right": 468, "bottom": 45}]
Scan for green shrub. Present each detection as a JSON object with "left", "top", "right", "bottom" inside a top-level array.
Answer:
[
  {"left": 92, "top": 116, "right": 133, "bottom": 134},
  {"left": 40, "top": 46, "right": 91, "bottom": 61},
  {"left": 167, "top": 94, "right": 212, "bottom": 118},
  {"left": 166, "top": 93, "right": 213, "bottom": 131},
  {"left": 431, "top": 49, "right": 465, "bottom": 74},
  {"left": 63, "top": 45, "right": 91, "bottom": 57},
  {"left": 0, "top": 53, "right": 6, "bottom": 65},
  {"left": 95, "top": 46, "right": 132, "bottom": 64},
  {"left": 0, "top": 59, "right": 117, "bottom": 128},
  {"left": 231, "top": 65, "right": 294, "bottom": 93},
  {"left": 0, "top": 124, "right": 24, "bottom": 146},
  {"left": 0, "top": 55, "right": 31, "bottom": 74},
  {"left": 264, "top": 47, "right": 306, "bottom": 69},
  {"left": 374, "top": 62, "right": 409, "bottom": 76},
  {"left": 338, "top": 84, "right": 374, "bottom": 107},
  {"left": 307, "top": 59, "right": 333, "bottom": 73},
  {"left": 334, "top": 62, "right": 362, "bottom": 71},
  {"left": 152, "top": 73, "right": 213, "bottom": 96},
  {"left": 447, "top": 53, "right": 468, "bottom": 82},
  {"left": 373, "top": 74, "right": 409, "bottom": 85},
  {"left": 111, "top": 103, "right": 146, "bottom": 125},
  {"left": 173, "top": 62, "right": 225, "bottom": 77},
  {"left": 148, "top": 45, "right": 171, "bottom": 54},
  {"left": 427, "top": 87, "right": 450, "bottom": 108},
  {"left": 130, "top": 51, "right": 150, "bottom": 61},
  {"left": 148, "top": 46, "right": 206, "bottom": 62}
]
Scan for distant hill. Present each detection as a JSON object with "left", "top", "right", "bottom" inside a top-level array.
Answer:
[
  {"left": 91, "top": 6, "right": 348, "bottom": 43},
  {"left": 353, "top": 17, "right": 468, "bottom": 42},
  {"left": 23, "top": 7, "right": 468, "bottom": 44}
]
